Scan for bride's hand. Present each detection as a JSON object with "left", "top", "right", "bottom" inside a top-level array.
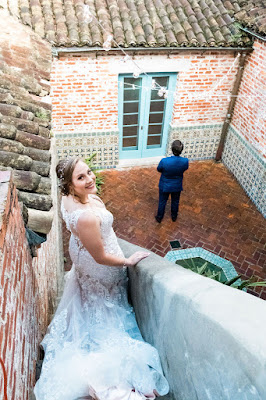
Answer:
[{"left": 125, "top": 251, "right": 150, "bottom": 267}]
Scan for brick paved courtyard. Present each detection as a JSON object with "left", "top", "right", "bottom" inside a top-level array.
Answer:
[{"left": 63, "top": 160, "right": 266, "bottom": 299}]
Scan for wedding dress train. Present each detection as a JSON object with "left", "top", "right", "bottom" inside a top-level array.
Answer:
[{"left": 34, "top": 200, "right": 169, "bottom": 400}]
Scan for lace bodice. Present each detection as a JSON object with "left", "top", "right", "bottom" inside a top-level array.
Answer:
[
  {"left": 61, "top": 197, "right": 127, "bottom": 313},
  {"left": 61, "top": 198, "right": 126, "bottom": 287}
]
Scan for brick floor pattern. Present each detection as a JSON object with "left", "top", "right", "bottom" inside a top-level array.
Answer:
[{"left": 63, "top": 161, "right": 266, "bottom": 300}]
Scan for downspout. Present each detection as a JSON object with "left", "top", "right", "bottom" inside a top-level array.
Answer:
[{"left": 215, "top": 52, "right": 248, "bottom": 161}]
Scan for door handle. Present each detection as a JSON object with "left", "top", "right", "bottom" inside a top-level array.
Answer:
[{"left": 141, "top": 126, "right": 143, "bottom": 130}]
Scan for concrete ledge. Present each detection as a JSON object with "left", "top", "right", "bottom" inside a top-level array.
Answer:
[
  {"left": 119, "top": 239, "right": 266, "bottom": 400},
  {"left": 118, "top": 156, "right": 162, "bottom": 168}
]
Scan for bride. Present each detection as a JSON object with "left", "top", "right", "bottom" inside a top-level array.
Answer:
[{"left": 34, "top": 157, "right": 169, "bottom": 400}]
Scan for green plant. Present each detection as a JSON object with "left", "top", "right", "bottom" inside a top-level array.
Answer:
[
  {"left": 35, "top": 109, "right": 49, "bottom": 120},
  {"left": 231, "top": 22, "right": 244, "bottom": 41},
  {"left": 85, "top": 153, "right": 104, "bottom": 194},
  {"left": 175, "top": 258, "right": 266, "bottom": 291}
]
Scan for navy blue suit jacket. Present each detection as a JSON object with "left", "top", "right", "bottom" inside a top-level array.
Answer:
[{"left": 157, "top": 155, "right": 189, "bottom": 192}]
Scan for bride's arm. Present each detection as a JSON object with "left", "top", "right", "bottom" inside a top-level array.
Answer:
[{"left": 77, "top": 212, "right": 149, "bottom": 268}]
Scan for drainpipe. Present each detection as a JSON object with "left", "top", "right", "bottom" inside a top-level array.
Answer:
[{"left": 215, "top": 52, "right": 248, "bottom": 161}]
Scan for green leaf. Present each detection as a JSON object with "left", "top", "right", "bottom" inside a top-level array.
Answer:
[
  {"left": 84, "top": 154, "right": 104, "bottom": 194},
  {"left": 245, "top": 281, "right": 266, "bottom": 288},
  {"left": 85, "top": 153, "right": 97, "bottom": 163},
  {"left": 198, "top": 262, "right": 208, "bottom": 275}
]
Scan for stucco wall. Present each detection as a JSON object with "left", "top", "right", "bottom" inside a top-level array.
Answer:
[{"left": 119, "top": 239, "right": 266, "bottom": 400}]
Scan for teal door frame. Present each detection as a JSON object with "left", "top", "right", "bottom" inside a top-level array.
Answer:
[{"left": 118, "top": 72, "right": 177, "bottom": 160}]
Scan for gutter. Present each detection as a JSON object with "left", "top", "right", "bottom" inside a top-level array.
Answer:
[
  {"left": 215, "top": 52, "right": 248, "bottom": 161},
  {"left": 239, "top": 26, "right": 266, "bottom": 42},
  {"left": 53, "top": 46, "right": 253, "bottom": 56}
]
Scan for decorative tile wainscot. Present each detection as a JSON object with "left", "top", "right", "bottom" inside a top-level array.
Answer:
[
  {"left": 168, "top": 123, "right": 222, "bottom": 160},
  {"left": 55, "top": 131, "right": 119, "bottom": 169},
  {"left": 222, "top": 125, "right": 266, "bottom": 217}
]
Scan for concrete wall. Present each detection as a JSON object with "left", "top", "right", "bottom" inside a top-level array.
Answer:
[{"left": 119, "top": 239, "right": 266, "bottom": 400}]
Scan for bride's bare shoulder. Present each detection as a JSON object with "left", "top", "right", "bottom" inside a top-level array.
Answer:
[
  {"left": 77, "top": 209, "right": 100, "bottom": 232},
  {"left": 90, "top": 194, "right": 104, "bottom": 205},
  {"left": 62, "top": 195, "right": 85, "bottom": 213}
]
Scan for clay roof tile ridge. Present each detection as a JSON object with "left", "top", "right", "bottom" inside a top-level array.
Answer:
[
  {"left": 106, "top": 0, "right": 126, "bottom": 46},
  {"left": 86, "top": 0, "right": 103, "bottom": 46},
  {"left": 40, "top": 0, "right": 57, "bottom": 44},
  {"left": 64, "top": 0, "right": 80, "bottom": 46},
  {"left": 74, "top": 0, "right": 93, "bottom": 45},
  {"left": 30, "top": 0, "right": 46, "bottom": 38},
  {"left": 19, "top": 0, "right": 33, "bottom": 28}
]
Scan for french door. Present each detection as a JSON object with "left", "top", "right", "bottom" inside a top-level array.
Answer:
[{"left": 118, "top": 73, "right": 177, "bottom": 159}]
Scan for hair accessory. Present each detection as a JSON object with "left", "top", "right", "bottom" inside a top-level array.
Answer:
[{"left": 58, "top": 159, "right": 70, "bottom": 181}]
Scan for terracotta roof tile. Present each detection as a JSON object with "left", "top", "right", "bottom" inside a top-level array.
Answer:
[
  {"left": 15, "top": 0, "right": 253, "bottom": 47},
  {"left": 0, "top": 59, "right": 52, "bottom": 217},
  {"left": 228, "top": 0, "right": 266, "bottom": 35}
]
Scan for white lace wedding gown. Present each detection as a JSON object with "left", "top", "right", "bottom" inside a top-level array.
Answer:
[{"left": 34, "top": 198, "right": 169, "bottom": 400}]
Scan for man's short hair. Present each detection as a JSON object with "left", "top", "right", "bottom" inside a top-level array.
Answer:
[{"left": 172, "top": 140, "right": 184, "bottom": 156}]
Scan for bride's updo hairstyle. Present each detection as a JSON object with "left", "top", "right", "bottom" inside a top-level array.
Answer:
[{"left": 56, "top": 156, "right": 81, "bottom": 196}]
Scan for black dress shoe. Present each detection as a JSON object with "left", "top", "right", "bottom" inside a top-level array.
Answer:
[
  {"left": 171, "top": 215, "right": 178, "bottom": 222},
  {"left": 155, "top": 216, "right": 162, "bottom": 223}
]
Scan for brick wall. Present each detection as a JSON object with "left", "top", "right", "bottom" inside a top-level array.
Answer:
[
  {"left": 51, "top": 54, "right": 119, "bottom": 133},
  {"left": 231, "top": 40, "right": 266, "bottom": 158},
  {"left": 0, "top": 170, "right": 62, "bottom": 400},
  {"left": 171, "top": 52, "right": 238, "bottom": 125},
  {"left": 52, "top": 52, "right": 238, "bottom": 133}
]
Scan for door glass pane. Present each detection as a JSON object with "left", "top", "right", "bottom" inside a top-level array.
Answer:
[
  {"left": 124, "top": 78, "right": 141, "bottom": 101},
  {"left": 123, "top": 137, "right": 137, "bottom": 148},
  {"left": 150, "top": 101, "right": 165, "bottom": 112},
  {"left": 149, "top": 113, "right": 164, "bottom": 124},
  {"left": 124, "top": 114, "right": 138, "bottom": 125},
  {"left": 148, "top": 124, "right": 162, "bottom": 135},
  {"left": 124, "top": 89, "right": 139, "bottom": 101},
  {"left": 124, "top": 102, "right": 139, "bottom": 113},
  {"left": 124, "top": 78, "right": 140, "bottom": 86},
  {"left": 123, "top": 126, "right": 138, "bottom": 137},
  {"left": 151, "top": 77, "right": 169, "bottom": 100},
  {"left": 147, "top": 135, "right": 161, "bottom": 146}
]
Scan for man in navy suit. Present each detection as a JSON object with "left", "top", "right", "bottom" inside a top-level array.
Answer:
[{"left": 155, "top": 140, "right": 189, "bottom": 223}]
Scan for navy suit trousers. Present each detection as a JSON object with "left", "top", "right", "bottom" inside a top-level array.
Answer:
[{"left": 156, "top": 190, "right": 181, "bottom": 220}]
